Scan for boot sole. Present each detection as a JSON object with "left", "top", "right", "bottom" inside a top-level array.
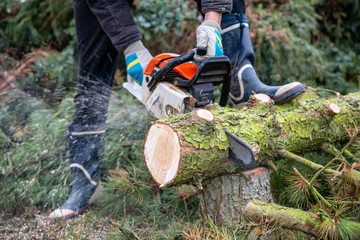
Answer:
[{"left": 49, "top": 201, "right": 97, "bottom": 220}]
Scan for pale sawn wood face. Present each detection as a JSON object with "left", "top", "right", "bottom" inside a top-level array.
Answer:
[{"left": 144, "top": 123, "right": 181, "bottom": 187}]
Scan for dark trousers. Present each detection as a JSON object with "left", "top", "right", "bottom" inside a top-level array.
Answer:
[
  {"left": 72, "top": 0, "right": 142, "bottom": 126},
  {"left": 72, "top": 0, "right": 118, "bottom": 126}
]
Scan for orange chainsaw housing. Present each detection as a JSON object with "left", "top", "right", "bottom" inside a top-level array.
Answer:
[{"left": 144, "top": 53, "right": 199, "bottom": 80}]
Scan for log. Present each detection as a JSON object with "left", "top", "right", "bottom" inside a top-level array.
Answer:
[
  {"left": 242, "top": 200, "right": 320, "bottom": 238},
  {"left": 198, "top": 167, "right": 273, "bottom": 228},
  {"left": 144, "top": 89, "right": 360, "bottom": 188}
]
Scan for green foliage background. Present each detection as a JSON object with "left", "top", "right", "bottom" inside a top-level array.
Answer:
[{"left": 0, "top": 0, "right": 359, "bottom": 238}]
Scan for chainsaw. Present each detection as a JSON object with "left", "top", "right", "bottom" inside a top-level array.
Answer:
[
  {"left": 123, "top": 51, "right": 256, "bottom": 170},
  {"left": 125, "top": 51, "right": 231, "bottom": 119}
]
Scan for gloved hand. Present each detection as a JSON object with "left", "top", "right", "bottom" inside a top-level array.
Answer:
[
  {"left": 124, "top": 41, "right": 152, "bottom": 85},
  {"left": 123, "top": 41, "right": 152, "bottom": 100},
  {"left": 194, "top": 20, "right": 223, "bottom": 62}
]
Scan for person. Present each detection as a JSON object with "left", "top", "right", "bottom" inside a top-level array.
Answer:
[{"left": 49, "top": 0, "right": 305, "bottom": 219}]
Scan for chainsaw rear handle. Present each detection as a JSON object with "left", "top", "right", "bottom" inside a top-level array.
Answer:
[
  {"left": 196, "top": 48, "right": 207, "bottom": 56},
  {"left": 147, "top": 52, "right": 195, "bottom": 91},
  {"left": 147, "top": 52, "right": 230, "bottom": 107},
  {"left": 148, "top": 48, "right": 208, "bottom": 89}
]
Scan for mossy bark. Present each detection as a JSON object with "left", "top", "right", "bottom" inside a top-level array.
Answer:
[
  {"left": 145, "top": 89, "right": 360, "bottom": 188},
  {"left": 243, "top": 200, "right": 321, "bottom": 237}
]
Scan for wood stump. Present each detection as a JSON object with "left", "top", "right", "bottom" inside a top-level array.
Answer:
[{"left": 198, "top": 167, "right": 273, "bottom": 228}]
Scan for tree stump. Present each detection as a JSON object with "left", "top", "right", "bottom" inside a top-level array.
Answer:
[{"left": 198, "top": 167, "right": 273, "bottom": 228}]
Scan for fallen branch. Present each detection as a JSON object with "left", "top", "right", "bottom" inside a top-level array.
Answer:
[{"left": 243, "top": 200, "right": 321, "bottom": 238}]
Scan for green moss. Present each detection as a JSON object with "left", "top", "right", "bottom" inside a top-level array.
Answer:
[
  {"left": 172, "top": 149, "right": 230, "bottom": 186},
  {"left": 169, "top": 111, "right": 229, "bottom": 150},
  {"left": 252, "top": 200, "right": 320, "bottom": 226}
]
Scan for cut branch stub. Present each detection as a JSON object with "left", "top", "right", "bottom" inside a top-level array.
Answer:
[
  {"left": 247, "top": 93, "right": 272, "bottom": 106},
  {"left": 195, "top": 109, "right": 214, "bottom": 122},
  {"left": 328, "top": 103, "right": 340, "bottom": 114}
]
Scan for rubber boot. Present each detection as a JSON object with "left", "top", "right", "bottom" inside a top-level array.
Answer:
[
  {"left": 221, "top": 13, "right": 306, "bottom": 106},
  {"left": 48, "top": 123, "right": 105, "bottom": 219}
]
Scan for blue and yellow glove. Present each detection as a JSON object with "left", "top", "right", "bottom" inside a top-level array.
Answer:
[
  {"left": 194, "top": 20, "right": 223, "bottom": 62},
  {"left": 123, "top": 41, "right": 152, "bottom": 100},
  {"left": 124, "top": 41, "right": 152, "bottom": 85}
]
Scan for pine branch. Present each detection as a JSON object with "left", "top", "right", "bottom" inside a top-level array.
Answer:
[
  {"left": 321, "top": 125, "right": 359, "bottom": 163},
  {"left": 266, "top": 160, "right": 277, "bottom": 172},
  {"left": 321, "top": 143, "right": 350, "bottom": 165},
  {"left": 278, "top": 149, "right": 360, "bottom": 184},
  {"left": 111, "top": 222, "right": 139, "bottom": 240},
  {"left": 344, "top": 150, "right": 356, "bottom": 161},
  {"left": 293, "top": 168, "right": 338, "bottom": 214},
  {"left": 313, "top": 87, "right": 341, "bottom": 96},
  {"left": 331, "top": 201, "right": 360, "bottom": 205},
  {"left": 278, "top": 149, "right": 338, "bottom": 175},
  {"left": 309, "top": 156, "right": 342, "bottom": 189}
]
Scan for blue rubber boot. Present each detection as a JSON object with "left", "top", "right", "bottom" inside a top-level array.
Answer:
[
  {"left": 221, "top": 13, "right": 306, "bottom": 106},
  {"left": 48, "top": 123, "right": 104, "bottom": 219}
]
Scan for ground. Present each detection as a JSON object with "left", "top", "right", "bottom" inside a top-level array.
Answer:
[{"left": 0, "top": 208, "right": 117, "bottom": 240}]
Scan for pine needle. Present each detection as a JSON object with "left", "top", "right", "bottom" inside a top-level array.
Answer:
[
  {"left": 286, "top": 169, "right": 311, "bottom": 208},
  {"left": 318, "top": 217, "right": 360, "bottom": 240}
]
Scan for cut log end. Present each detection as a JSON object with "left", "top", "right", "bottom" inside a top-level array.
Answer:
[
  {"left": 195, "top": 109, "right": 214, "bottom": 122},
  {"left": 247, "top": 94, "right": 272, "bottom": 107},
  {"left": 144, "top": 123, "right": 181, "bottom": 187},
  {"left": 328, "top": 103, "right": 340, "bottom": 114}
]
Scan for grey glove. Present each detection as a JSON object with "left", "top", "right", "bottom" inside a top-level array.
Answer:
[{"left": 194, "top": 20, "right": 223, "bottom": 62}]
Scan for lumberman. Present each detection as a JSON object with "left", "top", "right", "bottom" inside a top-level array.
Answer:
[{"left": 49, "top": 0, "right": 305, "bottom": 219}]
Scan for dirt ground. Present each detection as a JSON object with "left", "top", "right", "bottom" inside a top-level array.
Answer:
[{"left": 0, "top": 208, "right": 117, "bottom": 240}]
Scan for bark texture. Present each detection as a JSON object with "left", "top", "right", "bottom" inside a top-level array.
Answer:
[
  {"left": 198, "top": 167, "right": 273, "bottom": 227},
  {"left": 243, "top": 200, "right": 321, "bottom": 238},
  {"left": 144, "top": 89, "right": 360, "bottom": 188}
]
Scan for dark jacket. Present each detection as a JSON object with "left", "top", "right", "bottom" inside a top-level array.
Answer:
[
  {"left": 85, "top": 0, "right": 232, "bottom": 52},
  {"left": 200, "top": 0, "right": 232, "bottom": 14}
]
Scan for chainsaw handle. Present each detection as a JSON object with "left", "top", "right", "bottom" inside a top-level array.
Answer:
[{"left": 147, "top": 52, "right": 195, "bottom": 91}]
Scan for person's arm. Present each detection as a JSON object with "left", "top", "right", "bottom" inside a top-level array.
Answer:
[
  {"left": 200, "top": 0, "right": 232, "bottom": 15},
  {"left": 86, "top": 0, "right": 142, "bottom": 52},
  {"left": 204, "top": 11, "right": 222, "bottom": 25}
]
